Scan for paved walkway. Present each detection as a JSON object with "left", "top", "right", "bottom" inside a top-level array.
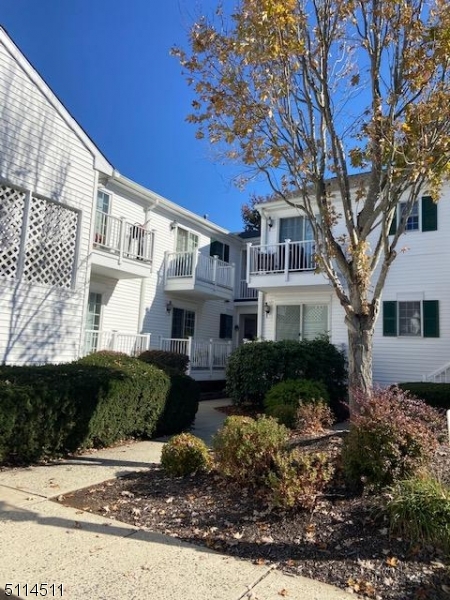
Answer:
[{"left": 0, "top": 399, "right": 352, "bottom": 600}]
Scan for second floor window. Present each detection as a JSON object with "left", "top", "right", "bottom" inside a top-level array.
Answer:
[
  {"left": 210, "top": 240, "right": 230, "bottom": 262},
  {"left": 176, "top": 227, "right": 198, "bottom": 253},
  {"left": 279, "top": 216, "right": 313, "bottom": 242}
]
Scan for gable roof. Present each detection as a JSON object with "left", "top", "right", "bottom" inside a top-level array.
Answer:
[{"left": 0, "top": 26, "right": 114, "bottom": 176}]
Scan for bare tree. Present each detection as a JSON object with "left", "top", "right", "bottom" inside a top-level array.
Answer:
[{"left": 173, "top": 0, "right": 450, "bottom": 411}]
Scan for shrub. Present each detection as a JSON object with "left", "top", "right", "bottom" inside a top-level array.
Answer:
[
  {"left": 396, "top": 382, "right": 450, "bottom": 410},
  {"left": 385, "top": 476, "right": 450, "bottom": 554},
  {"left": 213, "top": 415, "right": 289, "bottom": 487},
  {"left": 264, "top": 379, "right": 329, "bottom": 426},
  {"left": 225, "top": 339, "right": 347, "bottom": 416},
  {"left": 269, "top": 404, "right": 297, "bottom": 429},
  {"left": 138, "top": 350, "right": 189, "bottom": 375},
  {"left": 266, "top": 448, "right": 335, "bottom": 510},
  {"left": 155, "top": 374, "right": 200, "bottom": 436},
  {"left": 161, "top": 433, "right": 211, "bottom": 476},
  {"left": 296, "top": 401, "right": 334, "bottom": 433},
  {"left": 342, "top": 386, "right": 443, "bottom": 490},
  {"left": 0, "top": 353, "right": 169, "bottom": 464}
]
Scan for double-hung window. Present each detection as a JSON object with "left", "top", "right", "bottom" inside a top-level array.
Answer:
[
  {"left": 383, "top": 300, "right": 439, "bottom": 338},
  {"left": 210, "top": 240, "right": 230, "bottom": 263},
  {"left": 389, "top": 196, "right": 437, "bottom": 234}
]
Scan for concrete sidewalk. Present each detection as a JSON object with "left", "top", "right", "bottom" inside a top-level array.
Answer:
[{"left": 0, "top": 400, "right": 352, "bottom": 600}]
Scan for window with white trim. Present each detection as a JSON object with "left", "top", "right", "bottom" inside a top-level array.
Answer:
[
  {"left": 383, "top": 300, "right": 439, "bottom": 338},
  {"left": 176, "top": 227, "right": 198, "bottom": 253}
]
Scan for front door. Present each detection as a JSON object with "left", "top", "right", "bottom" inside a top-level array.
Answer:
[
  {"left": 241, "top": 314, "right": 257, "bottom": 342},
  {"left": 171, "top": 307, "right": 196, "bottom": 339}
]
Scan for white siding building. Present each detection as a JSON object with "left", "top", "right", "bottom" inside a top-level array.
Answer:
[{"left": 0, "top": 26, "right": 448, "bottom": 386}]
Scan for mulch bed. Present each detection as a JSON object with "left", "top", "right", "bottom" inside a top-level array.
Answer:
[{"left": 60, "top": 413, "right": 450, "bottom": 600}]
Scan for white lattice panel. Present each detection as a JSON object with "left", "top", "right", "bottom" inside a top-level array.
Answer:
[
  {"left": 0, "top": 185, "right": 26, "bottom": 280},
  {"left": 23, "top": 196, "right": 79, "bottom": 289}
]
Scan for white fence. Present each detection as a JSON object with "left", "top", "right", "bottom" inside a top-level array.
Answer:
[
  {"left": 160, "top": 337, "right": 232, "bottom": 374},
  {"left": 93, "top": 210, "right": 155, "bottom": 263},
  {"left": 84, "top": 330, "right": 151, "bottom": 357},
  {"left": 424, "top": 362, "right": 450, "bottom": 383},
  {"left": 238, "top": 279, "right": 258, "bottom": 300}
]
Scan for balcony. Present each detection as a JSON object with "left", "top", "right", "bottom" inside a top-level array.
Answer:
[
  {"left": 235, "top": 279, "right": 258, "bottom": 301},
  {"left": 164, "top": 251, "right": 235, "bottom": 301},
  {"left": 91, "top": 210, "right": 155, "bottom": 279},
  {"left": 160, "top": 337, "right": 232, "bottom": 380},
  {"left": 247, "top": 240, "right": 329, "bottom": 290},
  {"left": 83, "top": 330, "right": 151, "bottom": 356}
]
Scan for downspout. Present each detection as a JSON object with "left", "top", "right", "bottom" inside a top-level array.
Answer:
[
  {"left": 138, "top": 206, "right": 152, "bottom": 339},
  {"left": 78, "top": 169, "right": 99, "bottom": 357}
]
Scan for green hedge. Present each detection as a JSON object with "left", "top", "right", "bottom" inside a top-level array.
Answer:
[
  {"left": 0, "top": 352, "right": 169, "bottom": 464},
  {"left": 155, "top": 374, "right": 200, "bottom": 436},
  {"left": 396, "top": 382, "right": 450, "bottom": 410},
  {"left": 226, "top": 339, "right": 347, "bottom": 416},
  {"left": 138, "top": 350, "right": 189, "bottom": 375}
]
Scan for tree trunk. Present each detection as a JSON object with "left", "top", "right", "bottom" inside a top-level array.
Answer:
[{"left": 346, "top": 315, "right": 374, "bottom": 415}]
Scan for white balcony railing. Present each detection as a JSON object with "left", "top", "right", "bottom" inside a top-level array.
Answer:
[
  {"left": 165, "top": 251, "right": 234, "bottom": 290},
  {"left": 160, "top": 337, "right": 232, "bottom": 374},
  {"left": 84, "top": 330, "right": 150, "bottom": 357},
  {"left": 248, "top": 240, "right": 315, "bottom": 275},
  {"left": 93, "top": 210, "right": 155, "bottom": 264},
  {"left": 237, "top": 279, "right": 258, "bottom": 300}
]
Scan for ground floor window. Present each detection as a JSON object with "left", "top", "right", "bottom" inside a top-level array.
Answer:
[
  {"left": 171, "top": 307, "right": 195, "bottom": 339},
  {"left": 275, "top": 304, "right": 329, "bottom": 341},
  {"left": 383, "top": 300, "right": 439, "bottom": 337},
  {"left": 85, "top": 292, "right": 103, "bottom": 353}
]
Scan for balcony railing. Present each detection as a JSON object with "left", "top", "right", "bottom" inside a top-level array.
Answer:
[
  {"left": 424, "top": 361, "right": 450, "bottom": 383},
  {"left": 165, "top": 251, "right": 234, "bottom": 290},
  {"left": 93, "top": 210, "right": 155, "bottom": 264},
  {"left": 237, "top": 279, "right": 258, "bottom": 300},
  {"left": 160, "top": 337, "right": 232, "bottom": 374},
  {"left": 248, "top": 240, "right": 315, "bottom": 275},
  {"left": 84, "top": 329, "right": 150, "bottom": 357}
]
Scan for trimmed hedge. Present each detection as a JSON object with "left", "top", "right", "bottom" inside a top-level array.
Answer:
[
  {"left": 155, "top": 374, "right": 200, "bottom": 436},
  {"left": 226, "top": 339, "right": 347, "bottom": 416},
  {"left": 0, "top": 352, "right": 169, "bottom": 464},
  {"left": 138, "top": 350, "right": 189, "bottom": 375},
  {"left": 264, "top": 379, "right": 330, "bottom": 428},
  {"left": 396, "top": 382, "right": 450, "bottom": 410}
]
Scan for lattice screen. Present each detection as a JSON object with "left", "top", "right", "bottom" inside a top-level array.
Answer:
[
  {"left": 303, "top": 304, "right": 328, "bottom": 340},
  {"left": 23, "top": 196, "right": 79, "bottom": 289},
  {"left": 0, "top": 185, "right": 26, "bottom": 280},
  {"left": 0, "top": 184, "right": 79, "bottom": 289}
]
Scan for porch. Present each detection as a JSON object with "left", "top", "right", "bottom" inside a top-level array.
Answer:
[
  {"left": 160, "top": 337, "right": 233, "bottom": 380},
  {"left": 246, "top": 240, "right": 327, "bottom": 289},
  {"left": 164, "top": 251, "right": 235, "bottom": 301},
  {"left": 91, "top": 210, "right": 155, "bottom": 279}
]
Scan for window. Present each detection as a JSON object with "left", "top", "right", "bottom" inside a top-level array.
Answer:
[
  {"left": 210, "top": 240, "right": 230, "bottom": 263},
  {"left": 95, "top": 191, "right": 111, "bottom": 245},
  {"left": 85, "top": 292, "right": 102, "bottom": 353},
  {"left": 219, "top": 314, "right": 233, "bottom": 339},
  {"left": 171, "top": 307, "right": 195, "bottom": 339},
  {"left": 279, "top": 217, "right": 313, "bottom": 242},
  {"left": 389, "top": 196, "right": 437, "bottom": 234},
  {"left": 176, "top": 227, "right": 198, "bottom": 253},
  {"left": 383, "top": 300, "right": 439, "bottom": 338},
  {"left": 401, "top": 202, "right": 419, "bottom": 231},
  {"left": 275, "top": 304, "right": 329, "bottom": 341}
]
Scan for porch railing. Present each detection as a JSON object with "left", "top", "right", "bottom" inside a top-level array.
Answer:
[
  {"left": 424, "top": 362, "right": 450, "bottom": 383},
  {"left": 160, "top": 336, "right": 232, "bottom": 374},
  {"left": 164, "top": 251, "right": 235, "bottom": 290},
  {"left": 84, "top": 330, "right": 151, "bottom": 357},
  {"left": 248, "top": 240, "right": 315, "bottom": 275},
  {"left": 237, "top": 279, "right": 258, "bottom": 300},
  {"left": 93, "top": 210, "right": 155, "bottom": 264}
]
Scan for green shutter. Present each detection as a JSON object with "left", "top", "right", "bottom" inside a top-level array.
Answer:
[
  {"left": 423, "top": 300, "right": 439, "bottom": 337},
  {"left": 421, "top": 196, "right": 437, "bottom": 232},
  {"left": 388, "top": 208, "right": 397, "bottom": 235},
  {"left": 383, "top": 301, "right": 397, "bottom": 336},
  {"left": 219, "top": 314, "right": 233, "bottom": 339},
  {"left": 224, "top": 244, "right": 230, "bottom": 263}
]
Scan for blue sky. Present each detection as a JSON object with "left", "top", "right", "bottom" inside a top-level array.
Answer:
[{"left": 1, "top": 1, "right": 268, "bottom": 232}]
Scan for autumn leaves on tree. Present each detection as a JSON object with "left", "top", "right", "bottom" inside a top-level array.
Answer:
[{"left": 173, "top": 0, "right": 450, "bottom": 411}]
